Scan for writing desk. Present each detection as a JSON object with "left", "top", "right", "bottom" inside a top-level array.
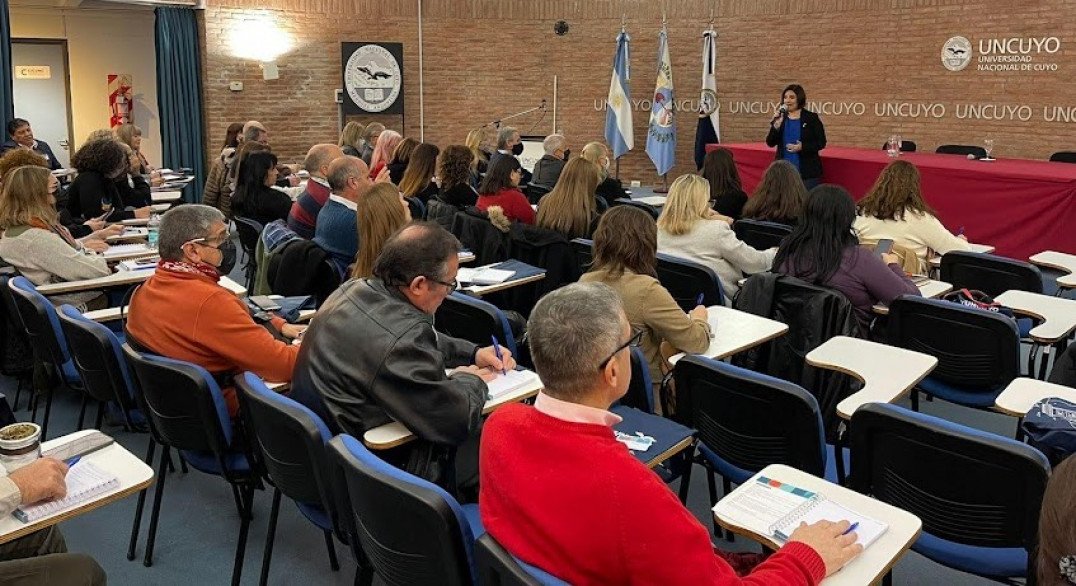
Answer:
[
  {"left": 0, "top": 430, "right": 154, "bottom": 545},
  {"left": 38, "top": 268, "right": 246, "bottom": 297},
  {"left": 872, "top": 279, "right": 952, "bottom": 315},
  {"left": 458, "top": 251, "right": 476, "bottom": 263},
  {"left": 150, "top": 191, "right": 183, "bottom": 203},
  {"left": 713, "top": 464, "right": 922, "bottom": 586},
  {"left": 805, "top": 336, "right": 938, "bottom": 420},
  {"left": 102, "top": 248, "right": 156, "bottom": 263},
  {"left": 994, "top": 377, "right": 1076, "bottom": 417},
  {"left": 462, "top": 273, "right": 546, "bottom": 296},
  {"left": 928, "top": 243, "right": 995, "bottom": 268},
  {"left": 150, "top": 203, "right": 171, "bottom": 213},
  {"left": 667, "top": 305, "right": 789, "bottom": 365},
  {"left": 633, "top": 195, "right": 667, "bottom": 207},
  {"left": 364, "top": 373, "right": 544, "bottom": 449},
  {"left": 105, "top": 229, "right": 148, "bottom": 243},
  {"left": 1029, "top": 250, "right": 1076, "bottom": 289},
  {"left": 121, "top": 218, "right": 150, "bottom": 227},
  {"left": 995, "top": 290, "right": 1076, "bottom": 344}
]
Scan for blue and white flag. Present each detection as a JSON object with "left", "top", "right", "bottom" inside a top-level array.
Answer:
[
  {"left": 646, "top": 27, "right": 676, "bottom": 177},
  {"left": 605, "top": 30, "right": 634, "bottom": 159},
  {"left": 694, "top": 29, "right": 720, "bottom": 169}
]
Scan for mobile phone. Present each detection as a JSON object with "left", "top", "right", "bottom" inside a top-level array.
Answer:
[
  {"left": 876, "top": 239, "right": 895, "bottom": 256},
  {"left": 41, "top": 430, "right": 114, "bottom": 462},
  {"left": 251, "top": 295, "right": 282, "bottom": 312}
]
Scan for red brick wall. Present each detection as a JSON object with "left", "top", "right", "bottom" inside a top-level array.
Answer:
[{"left": 201, "top": 0, "right": 1076, "bottom": 184}]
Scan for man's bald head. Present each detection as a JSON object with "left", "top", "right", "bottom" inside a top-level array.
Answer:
[
  {"left": 304, "top": 144, "right": 345, "bottom": 179},
  {"left": 327, "top": 155, "right": 372, "bottom": 201}
]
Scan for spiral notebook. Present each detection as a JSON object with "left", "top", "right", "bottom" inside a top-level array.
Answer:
[
  {"left": 721, "top": 476, "right": 888, "bottom": 548},
  {"left": 13, "top": 461, "right": 119, "bottom": 523}
]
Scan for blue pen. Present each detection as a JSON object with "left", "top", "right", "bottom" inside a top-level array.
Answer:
[
  {"left": 65, "top": 456, "right": 81, "bottom": 468},
  {"left": 842, "top": 522, "right": 859, "bottom": 536},
  {"left": 491, "top": 335, "right": 508, "bottom": 376},
  {"left": 696, "top": 293, "right": 705, "bottom": 306}
]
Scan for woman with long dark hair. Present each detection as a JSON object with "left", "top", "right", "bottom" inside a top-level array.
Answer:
[
  {"left": 231, "top": 151, "right": 291, "bottom": 226},
  {"left": 742, "top": 160, "right": 807, "bottom": 226},
  {"left": 700, "top": 147, "right": 748, "bottom": 219},
  {"left": 399, "top": 143, "right": 440, "bottom": 205},
  {"left": 773, "top": 184, "right": 918, "bottom": 332},
  {"left": 766, "top": 83, "right": 827, "bottom": 189},
  {"left": 477, "top": 155, "right": 535, "bottom": 224}
]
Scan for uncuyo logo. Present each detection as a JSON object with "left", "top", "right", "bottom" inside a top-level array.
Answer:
[{"left": 942, "top": 36, "right": 973, "bottom": 71}]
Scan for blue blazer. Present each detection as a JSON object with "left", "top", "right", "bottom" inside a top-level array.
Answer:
[{"left": 0, "top": 139, "right": 63, "bottom": 170}]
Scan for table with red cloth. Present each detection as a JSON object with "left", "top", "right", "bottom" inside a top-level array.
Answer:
[{"left": 707, "top": 143, "right": 1076, "bottom": 260}]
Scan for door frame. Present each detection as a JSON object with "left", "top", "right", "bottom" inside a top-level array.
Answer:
[{"left": 11, "top": 38, "right": 75, "bottom": 157}]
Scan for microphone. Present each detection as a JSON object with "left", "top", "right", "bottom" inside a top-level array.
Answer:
[{"left": 772, "top": 104, "right": 787, "bottom": 122}]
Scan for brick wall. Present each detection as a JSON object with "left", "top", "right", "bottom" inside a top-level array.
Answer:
[{"left": 201, "top": 0, "right": 1076, "bottom": 184}]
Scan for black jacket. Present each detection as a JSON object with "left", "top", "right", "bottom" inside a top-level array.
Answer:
[
  {"left": 427, "top": 197, "right": 463, "bottom": 231},
  {"left": 440, "top": 183, "right": 479, "bottom": 208},
  {"left": 450, "top": 207, "right": 508, "bottom": 266},
  {"left": 289, "top": 278, "right": 486, "bottom": 483},
  {"left": 531, "top": 155, "right": 565, "bottom": 187},
  {"left": 596, "top": 176, "right": 628, "bottom": 203},
  {"left": 67, "top": 170, "right": 135, "bottom": 221},
  {"left": 712, "top": 188, "right": 748, "bottom": 220},
  {"left": 116, "top": 174, "right": 151, "bottom": 208},
  {"left": 234, "top": 185, "right": 292, "bottom": 227},
  {"left": 387, "top": 162, "right": 408, "bottom": 185},
  {"left": 503, "top": 223, "right": 582, "bottom": 316},
  {"left": 765, "top": 109, "right": 827, "bottom": 180}
]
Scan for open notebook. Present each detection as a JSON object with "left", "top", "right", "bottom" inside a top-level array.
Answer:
[
  {"left": 13, "top": 461, "right": 118, "bottom": 523},
  {"left": 720, "top": 476, "right": 888, "bottom": 548},
  {"left": 102, "top": 243, "right": 151, "bottom": 259}
]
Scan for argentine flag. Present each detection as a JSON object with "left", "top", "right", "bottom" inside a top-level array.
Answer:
[
  {"left": 605, "top": 31, "right": 634, "bottom": 159},
  {"left": 647, "top": 27, "right": 676, "bottom": 177}
]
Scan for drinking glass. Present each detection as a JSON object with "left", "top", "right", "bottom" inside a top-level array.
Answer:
[{"left": 984, "top": 138, "right": 995, "bottom": 160}]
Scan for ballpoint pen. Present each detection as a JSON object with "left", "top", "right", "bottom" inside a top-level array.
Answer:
[{"left": 491, "top": 335, "right": 508, "bottom": 376}]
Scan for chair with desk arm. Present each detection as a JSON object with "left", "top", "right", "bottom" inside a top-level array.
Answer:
[
  {"left": 732, "top": 219, "right": 793, "bottom": 251},
  {"left": 475, "top": 533, "right": 569, "bottom": 586}
]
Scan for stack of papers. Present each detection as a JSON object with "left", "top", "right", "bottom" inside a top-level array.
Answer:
[
  {"left": 102, "top": 243, "right": 151, "bottom": 258},
  {"left": 118, "top": 258, "right": 158, "bottom": 271},
  {"left": 486, "top": 369, "right": 539, "bottom": 399},
  {"left": 13, "top": 461, "right": 118, "bottom": 523},
  {"left": 457, "top": 266, "right": 515, "bottom": 285}
]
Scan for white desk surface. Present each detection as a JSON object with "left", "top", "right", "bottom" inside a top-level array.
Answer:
[
  {"left": 806, "top": 336, "right": 938, "bottom": 420},
  {"left": 105, "top": 229, "right": 148, "bottom": 243},
  {"left": 995, "top": 377, "right": 1076, "bottom": 417},
  {"left": 120, "top": 218, "right": 150, "bottom": 227},
  {"left": 668, "top": 305, "right": 789, "bottom": 365},
  {"left": 996, "top": 289, "right": 1076, "bottom": 343},
  {"left": 633, "top": 195, "right": 667, "bottom": 207},
  {"left": 0, "top": 430, "right": 154, "bottom": 544},
  {"left": 37, "top": 268, "right": 246, "bottom": 297},
  {"left": 1029, "top": 250, "right": 1076, "bottom": 289},
  {"left": 103, "top": 248, "right": 157, "bottom": 263},
  {"left": 872, "top": 279, "right": 952, "bottom": 315},
  {"left": 364, "top": 372, "right": 544, "bottom": 450},
  {"left": 150, "top": 203, "right": 171, "bottom": 212},
  {"left": 150, "top": 191, "right": 183, "bottom": 203},
  {"left": 713, "top": 464, "right": 922, "bottom": 586},
  {"left": 928, "top": 243, "right": 995, "bottom": 268},
  {"left": 463, "top": 272, "right": 546, "bottom": 296}
]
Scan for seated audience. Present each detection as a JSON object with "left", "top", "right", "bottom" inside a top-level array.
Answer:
[
  {"left": 338, "top": 120, "right": 365, "bottom": 157},
  {"left": 231, "top": 151, "right": 291, "bottom": 226},
  {"left": 536, "top": 157, "right": 601, "bottom": 239},
  {"left": 531, "top": 134, "right": 568, "bottom": 187},
  {"left": 127, "top": 204, "right": 303, "bottom": 417},
  {"left": 202, "top": 122, "right": 245, "bottom": 219},
  {"left": 67, "top": 138, "right": 151, "bottom": 222},
  {"left": 116, "top": 143, "right": 152, "bottom": 209},
  {"left": 84, "top": 129, "right": 115, "bottom": 143},
  {"left": 465, "top": 127, "right": 490, "bottom": 176},
  {"left": 360, "top": 122, "right": 384, "bottom": 165},
  {"left": 351, "top": 183, "right": 411, "bottom": 279},
  {"left": 701, "top": 147, "right": 749, "bottom": 219},
  {"left": 1, "top": 118, "right": 62, "bottom": 170},
  {"left": 386, "top": 137, "right": 419, "bottom": 185},
  {"left": 400, "top": 142, "right": 440, "bottom": 206},
  {"left": 0, "top": 149, "right": 115, "bottom": 239},
  {"left": 313, "top": 156, "right": 376, "bottom": 276},
  {"left": 290, "top": 222, "right": 513, "bottom": 486},
  {"left": 1038, "top": 454, "right": 1076, "bottom": 586},
  {"left": 0, "top": 458, "right": 107, "bottom": 585},
  {"left": 242, "top": 120, "right": 269, "bottom": 144},
  {"left": 0, "top": 166, "right": 111, "bottom": 310},
  {"left": 488, "top": 126, "right": 522, "bottom": 170},
  {"left": 580, "top": 206, "right": 710, "bottom": 385},
  {"left": 115, "top": 123, "right": 152, "bottom": 174},
  {"left": 774, "top": 185, "right": 920, "bottom": 332},
  {"left": 368, "top": 130, "right": 402, "bottom": 179},
  {"left": 437, "top": 145, "right": 479, "bottom": 207},
  {"left": 854, "top": 159, "right": 970, "bottom": 272},
  {"left": 657, "top": 174, "right": 774, "bottom": 298},
  {"left": 580, "top": 141, "right": 628, "bottom": 203},
  {"left": 742, "top": 160, "right": 807, "bottom": 226},
  {"left": 286, "top": 144, "right": 344, "bottom": 239},
  {"left": 477, "top": 155, "right": 535, "bottom": 224},
  {"left": 480, "top": 281, "right": 861, "bottom": 585}
]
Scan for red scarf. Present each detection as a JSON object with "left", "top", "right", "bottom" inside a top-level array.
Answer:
[{"left": 157, "top": 259, "right": 221, "bottom": 281}]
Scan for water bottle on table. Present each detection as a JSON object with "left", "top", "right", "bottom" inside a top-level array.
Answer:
[{"left": 147, "top": 213, "right": 161, "bottom": 250}]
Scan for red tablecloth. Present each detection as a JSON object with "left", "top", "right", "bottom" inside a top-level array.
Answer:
[{"left": 707, "top": 143, "right": 1076, "bottom": 260}]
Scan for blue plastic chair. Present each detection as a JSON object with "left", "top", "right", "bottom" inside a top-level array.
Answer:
[
  {"left": 328, "top": 433, "right": 483, "bottom": 586},
  {"left": 655, "top": 251, "right": 726, "bottom": 310},
  {"left": 475, "top": 532, "right": 570, "bottom": 586},
  {"left": 435, "top": 292, "right": 517, "bottom": 355},
  {"left": 849, "top": 403, "right": 1050, "bottom": 583}
]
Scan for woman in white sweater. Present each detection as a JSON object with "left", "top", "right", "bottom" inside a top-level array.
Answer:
[
  {"left": 0, "top": 166, "right": 111, "bottom": 310},
  {"left": 854, "top": 160, "right": 969, "bottom": 272},
  {"left": 657, "top": 174, "right": 776, "bottom": 299}
]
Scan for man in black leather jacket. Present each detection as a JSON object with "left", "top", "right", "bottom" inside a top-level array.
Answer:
[{"left": 289, "top": 222, "right": 515, "bottom": 486}]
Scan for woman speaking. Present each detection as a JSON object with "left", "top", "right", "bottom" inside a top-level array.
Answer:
[{"left": 766, "top": 84, "right": 827, "bottom": 189}]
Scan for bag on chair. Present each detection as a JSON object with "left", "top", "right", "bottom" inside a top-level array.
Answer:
[
  {"left": 942, "top": 288, "right": 1015, "bottom": 319},
  {"left": 1023, "top": 397, "right": 1076, "bottom": 465}
]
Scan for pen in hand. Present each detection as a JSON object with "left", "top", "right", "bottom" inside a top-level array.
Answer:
[
  {"left": 491, "top": 335, "right": 508, "bottom": 376},
  {"left": 696, "top": 293, "right": 705, "bottom": 306},
  {"left": 841, "top": 521, "right": 859, "bottom": 536}
]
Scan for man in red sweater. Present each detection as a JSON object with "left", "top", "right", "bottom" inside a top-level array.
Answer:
[
  {"left": 128, "top": 205, "right": 304, "bottom": 417},
  {"left": 286, "top": 143, "right": 343, "bottom": 239},
  {"left": 479, "top": 282, "right": 863, "bottom": 585}
]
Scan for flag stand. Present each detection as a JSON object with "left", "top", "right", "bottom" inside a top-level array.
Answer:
[
  {"left": 614, "top": 158, "right": 620, "bottom": 181},
  {"left": 654, "top": 173, "right": 669, "bottom": 194}
]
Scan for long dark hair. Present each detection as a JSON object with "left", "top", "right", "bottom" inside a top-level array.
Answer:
[
  {"left": 700, "top": 147, "right": 742, "bottom": 198},
  {"left": 223, "top": 122, "right": 243, "bottom": 150},
  {"left": 590, "top": 206, "right": 657, "bottom": 279},
  {"left": 772, "top": 184, "right": 859, "bottom": 285},
  {"left": 232, "top": 151, "right": 278, "bottom": 217},
  {"left": 743, "top": 160, "right": 806, "bottom": 222},
  {"left": 478, "top": 155, "right": 522, "bottom": 195}
]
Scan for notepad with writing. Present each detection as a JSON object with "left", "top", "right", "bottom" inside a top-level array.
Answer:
[
  {"left": 457, "top": 266, "right": 515, "bottom": 285},
  {"left": 103, "top": 243, "right": 151, "bottom": 259},
  {"left": 486, "top": 369, "right": 538, "bottom": 400},
  {"left": 13, "top": 461, "right": 118, "bottom": 523},
  {"left": 721, "top": 476, "right": 888, "bottom": 548}
]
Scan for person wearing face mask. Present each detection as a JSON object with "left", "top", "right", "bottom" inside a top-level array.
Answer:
[
  {"left": 126, "top": 205, "right": 304, "bottom": 418},
  {"left": 766, "top": 83, "right": 827, "bottom": 189},
  {"left": 67, "top": 138, "right": 152, "bottom": 222},
  {"left": 531, "top": 134, "right": 569, "bottom": 188},
  {"left": 489, "top": 126, "right": 533, "bottom": 185},
  {"left": 580, "top": 141, "right": 628, "bottom": 205}
]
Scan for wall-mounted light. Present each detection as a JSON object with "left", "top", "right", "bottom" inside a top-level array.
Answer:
[
  {"left": 261, "top": 61, "right": 279, "bottom": 80},
  {"left": 229, "top": 13, "right": 292, "bottom": 63}
]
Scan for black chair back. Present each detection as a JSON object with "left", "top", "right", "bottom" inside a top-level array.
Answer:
[
  {"left": 940, "top": 251, "right": 1043, "bottom": 297},
  {"left": 675, "top": 355, "right": 826, "bottom": 476},
  {"left": 656, "top": 252, "right": 725, "bottom": 310},
  {"left": 475, "top": 533, "right": 568, "bottom": 586},
  {"left": 569, "top": 238, "right": 593, "bottom": 271},
  {"left": 608, "top": 198, "right": 659, "bottom": 219},
  {"left": 1049, "top": 151, "right": 1076, "bottom": 163},
  {"left": 233, "top": 216, "right": 263, "bottom": 256},
  {"left": 268, "top": 239, "right": 342, "bottom": 305},
  {"left": 450, "top": 208, "right": 508, "bottom": 266},
  {"left": 406, "top": 196, "right": 426, "bottom": 221},
  {"left": 57, "top": 305, "right": 137, "bottom": 410},
  {"left": 888, "top": 296, "right": 1020, "bottom": 389},
  {"left": 8, "top": 277, "right": 69, "bottom": 369},
  {"left": 879, "top": 140, "right": 917, "bottom": 152},
  {"left": 435, "top": 292, "right": 517, "bottom": 354},
  {"left": 524, "top": 183, "right": 552, "bottom": 205},
  {"left": 732, "top": 219, "right": 793, "bottom": 251},
  {"left": 849, "top": 402, "right": 1049, "bottom": 551},
  {"left": 936, "top": 144, "right": 988, "bottom": 159}
]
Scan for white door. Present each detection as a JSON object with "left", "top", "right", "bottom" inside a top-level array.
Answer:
[{"left": 11, "top": 41, "right": 73, "bottom": 169}]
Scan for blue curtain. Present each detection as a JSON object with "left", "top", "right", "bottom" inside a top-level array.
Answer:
[
  {"left": 1, "top": 0, "right": 14, "bottom": 123},
  {"left": 155, "top": 7, "right": 206, "bottom": 202}
]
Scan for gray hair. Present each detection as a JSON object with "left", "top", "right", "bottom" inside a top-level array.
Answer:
[
  {"left": 373, "top": 222, "right": 460, "bottom": 287},
  {"left": 497, "top": 126, "right": 519, "bottom": 150},
  {"left": 327, "top": 156, "right": 365, "bottom": 192},
  {"left": 542, "top": 134, "right": 566, "bottom": 156},
  {"left": 159, "top": 204, "right": 225, "bottom": 261},
  {"left": 527, "top": 282, "right": 626, "bottom": 401},
  {"left": 242, "top": 120, "right": 266, "bottom": 142}
]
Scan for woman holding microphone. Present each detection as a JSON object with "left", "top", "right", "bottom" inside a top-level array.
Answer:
[{"left": 766, "top": 84, "right": 827, "bottom": 189}]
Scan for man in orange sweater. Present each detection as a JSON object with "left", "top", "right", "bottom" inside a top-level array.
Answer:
[
  {"left": 480, "top": 282, "right": 863, "bottom": 585},
  {"left": 127, "top": 204, "right": 303, "bottom": 416}
]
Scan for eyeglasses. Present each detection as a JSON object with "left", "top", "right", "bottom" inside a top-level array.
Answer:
[
  {"left": 189, "top": 231, "right": 231, "bottom": 248},
  {"left": 597, "top": 329, "right": 644, "bottom": 370},
  {"left": 428, "top": 277, "right": 458, "bottom": 293}
]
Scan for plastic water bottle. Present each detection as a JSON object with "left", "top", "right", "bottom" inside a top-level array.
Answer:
[{"left": 147, "top": 213, "right": 161, "bottom": 250}]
